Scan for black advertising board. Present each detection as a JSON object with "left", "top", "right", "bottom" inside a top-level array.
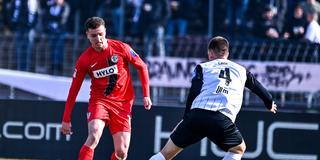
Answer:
[{"left": 0, "top": 100, "right": 319, "bottom": 160}]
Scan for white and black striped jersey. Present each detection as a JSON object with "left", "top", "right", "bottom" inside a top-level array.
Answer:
[{"left": 185, "top": 59, "right": 273, "bottom": 122}]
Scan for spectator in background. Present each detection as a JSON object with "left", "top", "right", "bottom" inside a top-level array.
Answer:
[
  {"left": 165, "top": 0, "right": 193, "bottom": 57},
  {"left": 77, "top": 0, "right": 104, "bottom": 33},
  {"left": 44, "top": 0, "right": 70, "bottom": 75},
  {"left": 0, "top": 0, "right": 4, "bottom": 31},
  {"left": 299, "top": 0, "right": 320, "bottom": 21},
  {"left": 245, "top": 0, "right": 287, "bottom": 36},
  {"left": 253, "top": 5, "right": 280, "bottom": 39},
  {"left": 127, "top": 0, "right": 143, "bottom": 38},
  {"left": 108, "top": 0, "right": 123, "bottom": 37},
  {"left": 96, "top": 0, "right": 107, "bottom": 18},
  {"left": 245, "top": 0, "right": 263, "bottom": 33},
  {"left": 268, "top": 0, "right": 287, "bottom": 33},
  {"left": 283, "top": 5, "right": 307, "bottom": 40},
  {"left": 141, "top": 0, "right": 170, "bottom": 57},
  {"left": 9, "top": 0, "right": 39, "bottom": 71},
  {"left": 224, "top": 0, "right": 249, "bottom": 32},
  {"left": 304, "top": 9, "right": 320, "bottom": 43},
  {"left": 166, "top": 0, "right": 192, "bottom": 38},
  {"left": 0, "top": 0, "right": 13, "bottom": 35}
]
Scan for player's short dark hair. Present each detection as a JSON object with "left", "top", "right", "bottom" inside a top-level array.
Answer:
[
  {"left": 307, "top": 8, "right": 317, "bottom": 16},
  {"left": 85, "top": 17, "right": 105, "bottom": 31},
  {"left": 208, "top": 36, "right": 229, "bottom": 57}
]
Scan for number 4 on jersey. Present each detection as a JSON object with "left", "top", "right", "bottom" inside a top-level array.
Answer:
[{"left": 219, "top": 68, "right": 232, "bottom": 86}]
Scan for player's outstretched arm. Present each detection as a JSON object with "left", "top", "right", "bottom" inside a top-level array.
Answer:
[{"left": 245, "top": 71, "right": 275, "bottom": 111}]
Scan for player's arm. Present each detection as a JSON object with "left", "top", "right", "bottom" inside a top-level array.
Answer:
[
  {"left": 245, "top": 70, "right": 277, "bottom": 113},
  {"left": 124, "top": 45, "right": 151, "bottom": 109},
  {"left": 184, "top": 65, "right": 203, "bottom": 116},
  {"left": 61, "top": 59, "right": 87, "bottom": 134}
]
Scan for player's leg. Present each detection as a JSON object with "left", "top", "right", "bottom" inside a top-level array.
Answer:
[
  {"left": 222, "top": 140, "right": 246, "bottom": 160},
  {"left": 108, "top": 102, "right": 133, "bottom": 160},
  {"left": 150, "top": 110, "right": 204, "bottom": 160},
  {"left": 205, "top": 111, "right": 245, "bottom": 160},
  {"left": 84, "top": 119, "right": 106, "bottom": 148},
  {"left": 79, "top": 119, "right": 106, "bottom": 160},
  {"left": 150, "top": 120, "right": 185, "bottom": 160},
  {"left": 149, "top": 138, "right": 183, "bottom": 160},
  {"left": 111, "top": 131, "right": 131, "bottom": 160}
]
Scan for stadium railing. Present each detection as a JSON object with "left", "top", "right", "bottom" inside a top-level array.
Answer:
[{"left": 0, "top": 34, "right": 319, "bottom": 110}]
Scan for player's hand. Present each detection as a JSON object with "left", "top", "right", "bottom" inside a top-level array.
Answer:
[
  {"left": 143, "top": 97, "right": 152, "bottom": 110},
  {"left": 269, "top": 101, "right": 277, "bottom": 114},
  {"left": 61, "top": 121, "right": 73, "bottom": 135}
]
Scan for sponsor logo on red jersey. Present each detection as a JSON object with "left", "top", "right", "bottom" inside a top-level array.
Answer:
[{"left": 93, "top": 65, "right": 118, "bottom": 78}]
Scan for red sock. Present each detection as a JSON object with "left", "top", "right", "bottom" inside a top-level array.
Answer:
[
  {"left": 78, "top": 145, "right": 94, "bottom": 160},
  {"left": 111, "top": 152, "right": 118, "bottom": 160},
  {"left": 111, "top": 152, "right": 126, "bottom": 160}
]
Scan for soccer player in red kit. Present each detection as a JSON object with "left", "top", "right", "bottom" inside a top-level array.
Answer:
[{"left": 61, "top": 17, "right": 152, "bottom": 160}]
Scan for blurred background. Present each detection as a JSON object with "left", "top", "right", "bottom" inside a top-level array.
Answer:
[
  {"left": 0, "top": 0, "right": 320, "bottom": 109},
  {"left": 0, "top": 0, "right": 319, "bottom": 159}
]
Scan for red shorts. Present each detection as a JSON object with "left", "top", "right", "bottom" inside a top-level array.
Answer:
[{"left": 87, "top": 98, "right": 133, "bottom": 135}]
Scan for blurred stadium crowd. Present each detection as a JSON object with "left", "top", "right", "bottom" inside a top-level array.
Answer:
[{"left": 0, "top": 0, "right": 319, "bottom": 110}]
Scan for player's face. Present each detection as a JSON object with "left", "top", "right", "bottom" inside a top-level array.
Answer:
[
  {"left": 86, "top": 25, "right": 107, "bottom": 51},
  {"left": 208, "top": 50, "right": 216, "bottom": 61}
]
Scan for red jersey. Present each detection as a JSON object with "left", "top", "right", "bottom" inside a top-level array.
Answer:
[{"left": 62, "top": 39, "right": 150, "bottom": 122}]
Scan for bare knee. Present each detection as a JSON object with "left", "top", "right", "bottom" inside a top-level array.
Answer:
[
  {"left": 84, "top": 120, "right": 105, "bottom": 149},
  {"left": 85, "top": 127, "right": 102, "bottom": 148},
  {"left": 86, "top": 134, "right": 101, "bottom": 148},
  {"left": 229, "top": 141, "right": 246, "bottom": 155}
]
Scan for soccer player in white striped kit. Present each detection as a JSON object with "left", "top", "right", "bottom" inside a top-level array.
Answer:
[{"left": 149, "top": 36, "right": 277, "bottom": 160}]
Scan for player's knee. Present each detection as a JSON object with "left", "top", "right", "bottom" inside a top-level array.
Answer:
[
  {"left": 116, "top": 143, "right": 129, "bottom": 153},
  {"left": 236, "top": 142, "right": 246, "bottom": 154},
  {"left": 86, "top": 133, "right": 101, "bottom": 146},
  {"left": 237, "top": 141, "right": 247, "bottom": 154},
  {"left": 239, "top": 141, "right": 246, "bottom": 154},
  {"left": 229, "top": 141, "right": 246, "bottom": 155}
]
